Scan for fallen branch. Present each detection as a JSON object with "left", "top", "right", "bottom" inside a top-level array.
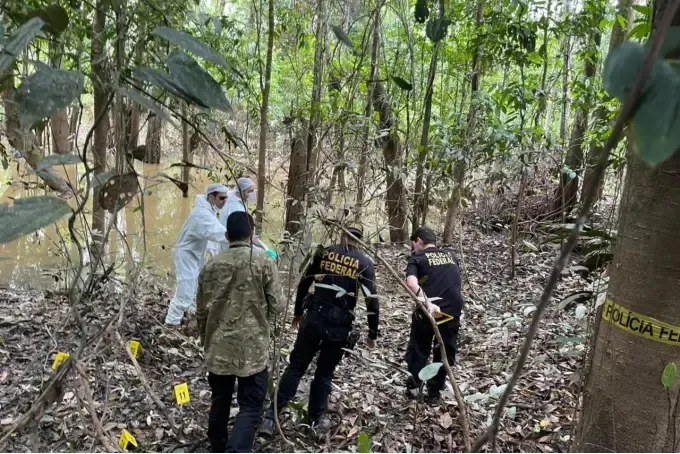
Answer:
[
  {"left": 469, "top": 4, "right": 680, "bottom": 450},
  {"left": 329, "top": 220, "right": 472, "bottom": 451},
  {"left": 114, "top": 330, "right": 181, "bottom": 437},
  {"left": 74, "top": 362, "right": 121, "bottom": 452}
]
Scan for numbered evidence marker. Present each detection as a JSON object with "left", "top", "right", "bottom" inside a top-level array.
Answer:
[
  {"left": 173, "top": 383, "right": 191, "bottom": 405},
  {"left": 128, "top": 340, "right": 143, "bottom": 358},
  {"left": 51, "top": 352, "right": 70, "bottom": 370},
  {"left": 434, "top": 311, "right": 454, "bottom": 325},
  {"left": 118, "top": 429, "right": 138, "bottom": 451}
]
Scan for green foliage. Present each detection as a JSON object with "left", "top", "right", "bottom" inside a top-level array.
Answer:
[
  {"left": 418, "top": 362, "right": 443, "bottom": 381},
  {"left": 26, "top": 4, "right": 69, "bottom": 36},
  {"left": 166, "top": 51, "right": 232, "bottom": 112},
  {"left": 415, "top": 0, "right": 429, "bottom": 23},
  {"left": 37, "top": 154, "right": 82, "bottom": 171},
  {"left": 603, "top": 38, "right": 680, "bottom": 167},
  {"left": 358, "top": 432, "right": 372, "bottom": 453},
  {"left": 151, "top": 26, "right": 231, "bottom": 69},
  {"left": 15, "top": 66, "right": 84, "bottom": 128},
  {"left": 426, "top": 18, "right": 451, "bottom": 43},
  {"left": 0, "top": 196, "right": 72, "bottom": 244},
  {"left": 331, "top": 25, "right": 356, "bottom": 55},
  {"left": 0, "top": 17, "right": 45, "bottom": 74},
  {"left": 391, "top": 76, "right": 413, "bottom": 91},
  {"left": 662, "top": 362, "right": 677, "bottom": 389},
  {"left": 117, "top": 87, "right": 176, "bottom": 127}
]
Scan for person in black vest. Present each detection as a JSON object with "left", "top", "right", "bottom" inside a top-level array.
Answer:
[
  {"left": 260, "top": 222, "right": 379, "bottom": 434},
  {"left": 404, "top": 225, "right": 463, "bottom": 404}
]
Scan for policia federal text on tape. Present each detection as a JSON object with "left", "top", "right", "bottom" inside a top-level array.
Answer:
[
  {"left": 260, "top": 223, "right": 379, "bottom": 434},
  {"left": 404, "top": 226, "right": 464, "bottom": 404}
]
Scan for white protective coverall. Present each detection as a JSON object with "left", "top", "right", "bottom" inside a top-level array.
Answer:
[{"left": 165, "top": 194, "right": 227, "bottom": 325}]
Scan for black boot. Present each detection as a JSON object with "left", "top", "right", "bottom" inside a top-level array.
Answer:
[
  {"left": 259, "top": 405, "right": 276, "bottom": 437},
  {"left": 308, "top": 415, "right": 332, "bottom": 433}
]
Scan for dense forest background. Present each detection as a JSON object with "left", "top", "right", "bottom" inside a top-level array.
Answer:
[{"left": 2, "top": 0, "right": 680, "bottom": 450}]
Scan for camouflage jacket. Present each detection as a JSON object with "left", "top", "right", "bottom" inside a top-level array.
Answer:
[{"left": 196, "top": 241, "right": 284, "bottom": 377}]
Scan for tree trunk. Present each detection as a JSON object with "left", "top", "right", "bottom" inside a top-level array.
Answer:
[
  {"left": 91, "top": 0, "right": 110, "bottom": 262},
  {"left": 356, "top": 0, "right": 382, "bottom": 219},
  {"left": 533, "top": 0, "right": 553, "bottom": 128},
  {"left": 181, "top": 103, "right": 190, "bottom": 197},
  {"left": 285, "top": 121, "right": 308, "bottom": 235},
  {"left": 443, "top": 0, "right": 483, "bottom": 243},
  {"left": 412, "top": 0, "right": 445, "bottom": 232},
  {"left": 372, "top": 82, "right": 408, "bottom": 242},
  {"left": 559, "top": 0, "right": 572, "bottom": 145},
  {"left": 305, "top": 0, "right": 326, "bottom": 205},
  {"left": 256, "top": 0, "right": 275, "bottom": 232},
  {"left": 578, "top": 3, "right": 680, "bottom": 451},
  {"left": 581, "top": 0, "right": 635, "bottom": 202},
  {"left": 144, "top": 114, "right": 162, "bottom": 164},
  {"left": 69, "top": 104, "right": 80, "bottom": 150},
  {"left": 51, "top": 109, "right": 71, "bottom": 154}
]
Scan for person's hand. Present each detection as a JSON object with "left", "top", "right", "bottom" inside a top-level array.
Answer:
[
  {"left": 366, "top": 338, "right": 376, "bottom": 349},
  {"left": 426, "top": 302, "right": 441, "bottom": 316},
  {"left": 291, "top": 316, "right": 303, "bottom": 331}
]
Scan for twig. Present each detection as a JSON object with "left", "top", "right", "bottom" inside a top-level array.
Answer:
[
  {"left": 114, "top": 330, "right": 181, "bottom": 437},
  {"left": 469, "top": 3, "right": 680, "bottom": 450},
  {"left": 74, "top": 362, "right": 121, "bottom": 452},
  {"left": 329, "top": 221, "right": 472, "bottom": 451}
]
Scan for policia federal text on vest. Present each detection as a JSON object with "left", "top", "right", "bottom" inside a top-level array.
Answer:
[{"left": 261, "top": 224, "right": 379, "bottom": 434}]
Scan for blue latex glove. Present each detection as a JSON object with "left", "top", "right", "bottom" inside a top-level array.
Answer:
[{"left": 266, "top": 249, "right": 278, "bottom": 260}]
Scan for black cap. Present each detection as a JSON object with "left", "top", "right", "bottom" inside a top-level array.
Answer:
[{"left": 345, "top": 222, "right": 364, "bottom": 239}]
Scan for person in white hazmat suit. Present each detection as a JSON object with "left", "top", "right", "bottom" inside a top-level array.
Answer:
[
  {"left": 165, "top": 184, "right": 230, "bottom": 326},
  {"left": 207, "top": 177, "right": 278, "bottom": 259}
]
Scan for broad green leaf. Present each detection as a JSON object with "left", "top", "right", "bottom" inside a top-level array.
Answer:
[
  {"left": 0, "top": 196, "right": 71, "bottom": 244},
  {"left": 117, "top": 87, "right": 177, "bottom": 127},
  {"left": 414, "top": 0, "right": 429, "bottom": 23},
  {"left": 90, "top": 170, "right": 115, "bottom": 189},
  {"left": 632, "top": 4, "right": 651, "bottom": 16},
  {"left": 15, "top": 67, "right": 84, "bottom": 129},
  {"left": 27, "top": 4, "right": 69, "bottom": 36},
  {"left": 151, "top": 26, "right": 230, "bottom": 69},
  {"left": 358, "top": 432, "right": 371, "bottom": 453},
  {"left": 133, "top": 67, "right": 194, "bottom": 102},
  {"left": 426, "top": 18, "right": 451, "bottom": 43},
  {"left": 604, "top": 41, "right": 680, "bottom": 167},
  {"left": 391, "top": 76, "right": 413, "bottom": 91},
  {"left": 167, "top": 51, "right": 231, "bottom": 112},
  {"left": 331, "top": 26, "right": 356, "bottom": 54},
  {"left": 628, "top": 22, "right": 650, "bottom": 40},
  {"left": 0, "top": 17, "right": 46, "bottom": 74},
  {"left": 37, "top": 154, "right": 82, "bottom": 171},
  {"left": 418, "top": 362, "right": 443, "bottom": 382},
  {"left": 662, "top": 362, "right": 677, "bottom": 389}
]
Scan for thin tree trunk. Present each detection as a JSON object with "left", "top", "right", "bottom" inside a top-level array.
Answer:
[
  {"left": 181, "top": 103, "right": 190, "bottom": 197},
  {"left": 256, "top": 0, "right": 275, "bottom": 231},
  {"left": 285, "top": 121, "right": 308, "bottom": 235},
  {"left": 91, "top": 0, "right": 110, "bottom": 263},
  {"left": 114, "top": 2, "right": 127, "bottom": 174},
  {"left": 578, "top": 3, "right": 680, "bottom": 446},
  {"left": 559, "top": 0, "right": 571, "bottom": 145},
  {"left": 533, "top": 0, "right": 552, "bottom": 128},
  {"left": 144, "top": 114, "right": 162, "bottom": 164},
  {"left": 51, "top": 109, "right": 71, "bottom": 155}
]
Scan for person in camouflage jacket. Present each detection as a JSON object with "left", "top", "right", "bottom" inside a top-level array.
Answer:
[{"left": 196, "top": 211, "right": 284, "bottom": 453}]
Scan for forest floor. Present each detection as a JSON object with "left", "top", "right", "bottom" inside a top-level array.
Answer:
[{"left": 0, "top": 226, "right": 600, "bottom": 453}]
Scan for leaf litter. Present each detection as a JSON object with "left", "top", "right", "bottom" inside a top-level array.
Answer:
[{"left": 0, "top": 226, "right": 597, "bottom": 452}]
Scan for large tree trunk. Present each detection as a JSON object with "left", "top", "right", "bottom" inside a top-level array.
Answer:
[
  {"left": 144, "top": 114, "right": 162, "bottom": 164},
  {"left": 256, "top": 0, "right": 275, "bottom": 231},
  {"left": 578, "top": 2, "right": 680, "bottom": 451},
  {"left": 285, "top": 122, "right": 308, "bottom": 235},
  {"left": 373, "top": 82, "right": 408, "bottom": 242},
  {"left": 443, "top": 0, "right": 483, "bottom": 244},
  {"left": 91, "top": 0, "right": 110, "bottom": 263},
  {"left": 581, "top": 0, "right": 635, "bottom": 202}
]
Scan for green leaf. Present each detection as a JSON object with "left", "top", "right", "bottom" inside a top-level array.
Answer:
[
  {"left": 415, "top": 0, "right": 429, "bottom": 23},
  {"left": 151, "top": 26, "right": 231, "bottom": 69},
  {"left": 426, "top": 18, "right": 451, "bottom": 43},
  {"left": 358, "top": 432, "right": 372, "bottom": 453},
  {"left": 117, "top": 87, "right": 177, "bottom": 127},
  {"left": 37, "top": 154, "right": 82, "bottom": 171},
  {"left": 0, "top": 17, "right": 46, "bottom": 74},
  {"left": 90, "top": 170, "right": 115, "bottom": 189},
  {"left": 632, "top": 4, "right": 651, "bottom": 16},
  {"left": 391, "top": 76, "right": 413, "bottom": 91},
  {"left": 15, "top": 67, "right": 84, "bottom": 129},
  {"left": 418, "top": 362, "right": 443, "bottom": 382},
  {"left": 331, "top": 25, "right": 357, "bottom": 54},
  {"left": 604, "top": 41, "right": 680, "bottom": 167},
  {"left": 27, "top": 4, "right": 69, "bottom": 36},
  {"left": 0, "top": 196, "right": 71, "bottom": 244},
  {"left": 628, "top": 22, "right": 650, "bottom": 40},
  {"left": 167, "top": 51, "right": 232, "bottom": 112},
  {"left": 662, "top": 362, "right": 677, "bottom": 389},
  {"left": 133, "top": 67, "right": 193, "bottom": 102}
]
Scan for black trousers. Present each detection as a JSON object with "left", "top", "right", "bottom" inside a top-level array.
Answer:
[
  {"left": 405, "top": 310, "right": 460, "bottom": 394},
  {"left": 275, "top": 308, "right": 349, "bottom": 422},
  {"left": 207, "top": 368, "right": 268, "bottom": 453}
]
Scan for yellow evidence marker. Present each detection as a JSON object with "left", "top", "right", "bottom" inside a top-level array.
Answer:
[
  {"left": 118, "top": 429, "right": 138, "bottom": 451},
  {"left": 51, "top": 352, "right": 70, "bottom": 370},
  {"left": 173, "top": 383, "right": 191, "bottom": 405},
  {"left": 434, "top": 311, "right": 454, "bottom": 325},
  {"left": 128, "top": 340, "right": 143, "bottom": 358}
]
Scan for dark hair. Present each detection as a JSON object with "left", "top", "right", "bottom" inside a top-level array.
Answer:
[
  {"left": 410, "top": 226, "right": 436, "bottom": 245},
  {"left": 227, "top": 211, "right": 254, "bottom": 242}
]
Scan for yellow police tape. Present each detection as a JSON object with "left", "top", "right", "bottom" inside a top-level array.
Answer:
[
  {"left": 434, "top": 311, "right": 454, "bottom": 325},
  {"left": 603, "top": 299, "right": 680, "bottom": 346}
]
